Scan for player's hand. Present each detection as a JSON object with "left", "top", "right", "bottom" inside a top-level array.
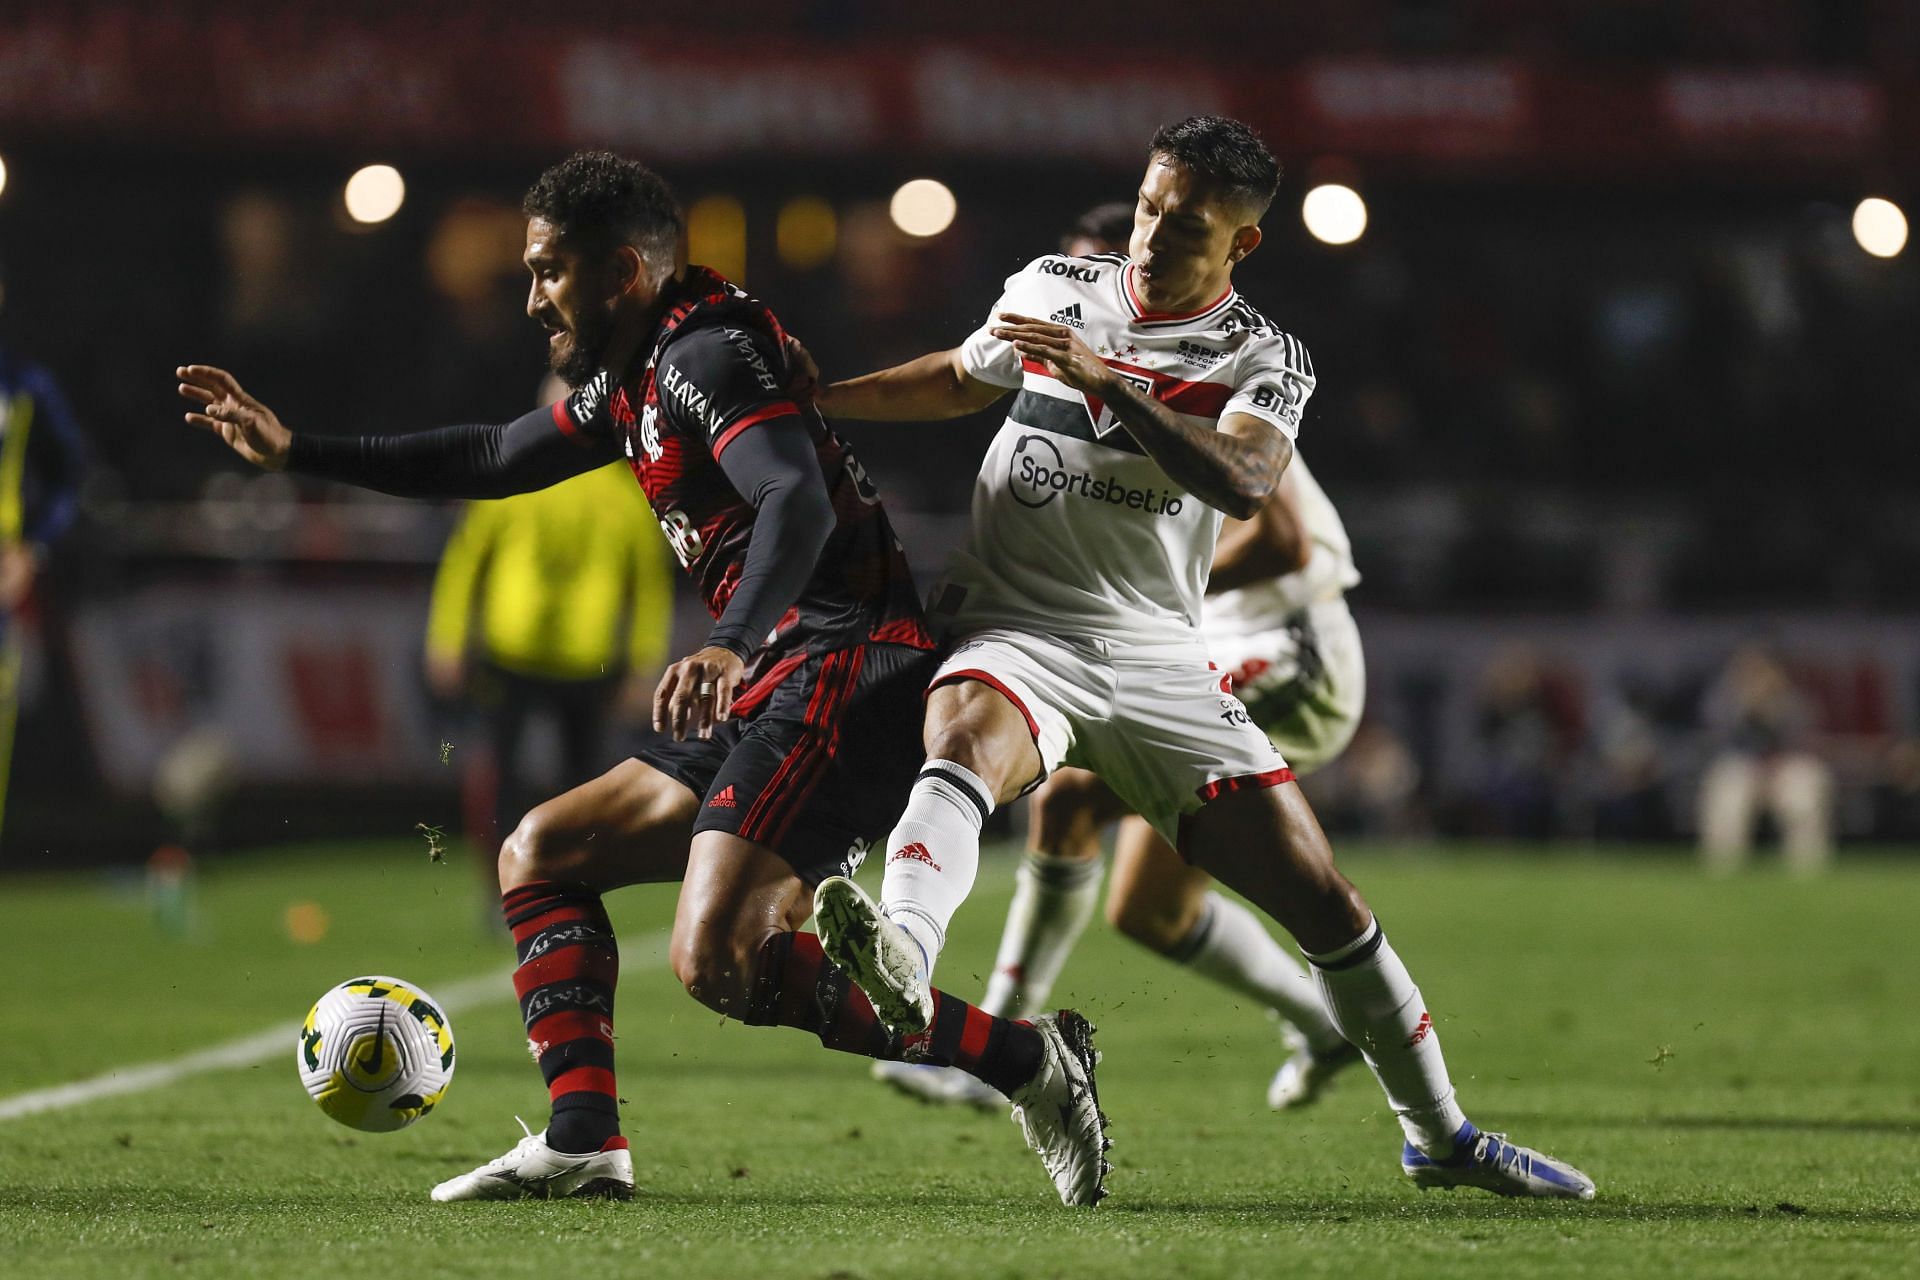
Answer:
[
  {"left": 654, "top": 645, "right": 747, "bottom": 741},
  {"left": 990, "top": 313, "right": 1116, "bottom": 398},
  {"left": 176, "top": 364, "right": 293, "bottom": 471},
  {"left": 782, "top": 335, "right": 825, "bottom": 405}
]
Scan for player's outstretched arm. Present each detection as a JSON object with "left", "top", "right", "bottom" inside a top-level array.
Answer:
[
  {"left": 177, "top": 364, "right": 618, "bottom": 499},
  {"left": 808, "top": 346, "right": 1008, "bottom": 422},
  {"left": 990, "top": 314, "right": 1289, "bottom": 519},
  {"left": 1207, "top": 467, "right": 1309, "bottom": 595}
]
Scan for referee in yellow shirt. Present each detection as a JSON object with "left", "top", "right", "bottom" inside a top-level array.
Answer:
[{"left": 426, "top": 457, "right": 675, "bottom": 874}]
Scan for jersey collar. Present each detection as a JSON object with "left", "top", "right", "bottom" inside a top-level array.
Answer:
[{"left": 1119, "top": 261, "right": 1237, "bottom": 329}]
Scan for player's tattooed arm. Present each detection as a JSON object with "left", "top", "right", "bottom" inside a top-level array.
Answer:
[
  {"left": 1207, "top": 466, "right": 1310, "bottom": 594},
  {"left": 178, "top": 364, "right": 618, "bottom": 498},
  {"left": 989, "top": 315, "right": 1290, "bottom": 519},
  {"left": 808, "top": 346, "right": 1009, "bottom": 422}
]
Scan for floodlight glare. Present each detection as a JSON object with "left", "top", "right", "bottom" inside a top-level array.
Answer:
[
  {"left": 1303, "top": 183, "right": 1367, "bottom": 246},
  {"left": 890, "top": 179, "right": 957, "bottom": 238},
  {"left": 344, "top": 165, "right": 406, "bottom": 225}
]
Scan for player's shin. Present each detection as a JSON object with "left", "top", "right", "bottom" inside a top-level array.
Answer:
[
  {"left": 502, "top": 881, "right": 624, "bottom": 1155},
  {"left": 981, "top": 851, "right": 1103, "bottom": 1018},
  {"left": 878, "top": 761, "right": 993, "bottom": 981},
  {"left": 748, "top": 931, "right": 1043, "bottom": 1096},
  {"left": 1304, "top": 918, "right": 1467, "bottom": 1154},
  {"left": 1174, "top": 892, "right": 1344, "bottom": 1051}
]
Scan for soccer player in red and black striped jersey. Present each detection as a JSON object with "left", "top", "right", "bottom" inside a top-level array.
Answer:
[{"left": 177, "top": 152, "right": 1108, "bottom": 1206}]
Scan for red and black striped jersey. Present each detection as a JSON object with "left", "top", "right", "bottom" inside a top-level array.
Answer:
[{"left": 552, "top": 267, "right": 933, "bottom": 668}]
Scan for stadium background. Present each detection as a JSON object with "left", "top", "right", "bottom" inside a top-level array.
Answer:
[{"left": 5, "top": 0, "right": 1917, "bottom": 866}]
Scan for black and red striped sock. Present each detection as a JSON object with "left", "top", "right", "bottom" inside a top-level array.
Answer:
[
  {"left": 502, "top": 880, "right": 625, "bottom": 1155},
  {"left": 746, "top": 932, "right": 1043, "bottom": 1097}
]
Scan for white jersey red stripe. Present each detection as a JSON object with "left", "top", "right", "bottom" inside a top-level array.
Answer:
[{"left": 948, "top": 252, "right": 1316, "bottom": 645}]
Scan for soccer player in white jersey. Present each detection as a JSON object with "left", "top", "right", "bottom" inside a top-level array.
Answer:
[
  {"left": 864, "top": 206, "right": 1362, "bottom": 1115},
  {"left": 806, "top": 116, "right": 1594, "bottom": 1204},
  {"left": 875, "top": 449, "right": 1367, "bottom": 1113}
]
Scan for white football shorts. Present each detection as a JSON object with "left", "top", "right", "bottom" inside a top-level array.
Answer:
[
  {"left": 929, "top": 627, "right": 1292, "bottom": 848},
  {"left": 1203, "top": 597, "right": 1364, "bottom": 776}
]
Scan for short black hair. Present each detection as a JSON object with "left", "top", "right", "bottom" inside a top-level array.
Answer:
[
  {"left": 1064, "top": 202, "right": 1135, "bottom": 253},
  {"left": 523, "top": 150, "right": 681, "bottom": 268},
  {"left": 1147, "top": 116, "right": 1281, "bottom": 217}
]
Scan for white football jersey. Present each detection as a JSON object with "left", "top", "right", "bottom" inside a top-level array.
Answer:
[
  {"left": 1205, "top": 452, "right": 1361, "bottom": 636},
  {"left": 947, "top": 253, "right": 1316, "bottom": 645}
]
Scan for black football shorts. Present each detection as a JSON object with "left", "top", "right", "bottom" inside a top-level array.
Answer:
[{"left": 634, "top": 641, "right": 937, "bottom": 885}]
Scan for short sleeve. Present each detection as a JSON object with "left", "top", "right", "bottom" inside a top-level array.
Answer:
[
  {"left": 654, "top": 325, "right": 802, "bottom": 458},
  {"left": 956, "top": 262, "right": 1045, "bottom": 389},
  {"left": 1222, "top": 333, "right": 1315, "bottom": 441},
  {"left": 551, "top": 369, "right": 616, "bottom": 443}
]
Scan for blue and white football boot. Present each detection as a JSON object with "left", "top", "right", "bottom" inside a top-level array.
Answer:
[{"left": 1401, "top": 1121, "right": 1594, "bottom": 1200}]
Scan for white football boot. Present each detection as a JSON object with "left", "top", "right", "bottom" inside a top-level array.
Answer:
[
  {"left": 871, "top": 1058, "right": 1005, "bottom": 1110},
  {"left": 430, "top": 1119, "right": 634, "bottom": 1202},
  {"left": 1010, "top": 1012, "right": 1111, "bottom": 1207},
  {"left": 813, "top": 875, "right": 935, "bottom": 1038},
  {"left": 1266, "top": 1024, "right": 1363, "bottom": 1110}
]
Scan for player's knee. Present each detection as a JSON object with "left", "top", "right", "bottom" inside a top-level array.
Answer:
[
  {"left": 1107, "top": 891, "right": 1191, "bottom": 954},
  {"left": 1030, "top": 786, "right": 1103, "bottom": 857},
  {"left": 497, "top": 808, "right": 558, "bottom": 890},
  {"left": 670, "top": 927, "right": 754, "bottom": 1019}
]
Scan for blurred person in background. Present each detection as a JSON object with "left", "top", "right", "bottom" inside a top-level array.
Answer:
[
  {"left": 0, "top": 256, "right": 89, "bottom": 840},
  {"left": 427, "top": 373, "right": 675, "bottom": 888},
  {"left": 1697, "top": 643, "right": 1834, "bottom": 873},
  {"left": 873, "top": 203, "right": 1368, "bottom": 1115},
  {"left": 1473, "top": 644, "right": 1584, "bottom": 839},
  {"left": 1059, "top": 202, "right": 1135, "bottom": 258}
]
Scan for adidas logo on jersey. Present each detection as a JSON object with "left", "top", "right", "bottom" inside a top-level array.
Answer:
[
  {"left": 1049, "top": 303, "right": 1086, "bottom": 329},
  {"left": 707, "top": 785, "right": 738, "bottom": 809}
]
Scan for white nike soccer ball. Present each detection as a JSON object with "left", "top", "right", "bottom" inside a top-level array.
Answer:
[{"left": 297, "top": 975, "right": 455, "bottom": 1132}]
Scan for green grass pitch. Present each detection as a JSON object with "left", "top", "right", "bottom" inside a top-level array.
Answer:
[{"left": 2, "top": 840, "right": 1917, "bottom": 1278}]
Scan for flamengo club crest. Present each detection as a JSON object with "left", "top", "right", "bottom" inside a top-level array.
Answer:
[{"left": 1083, "top": 370, "right": 1157, "bottom": 439}]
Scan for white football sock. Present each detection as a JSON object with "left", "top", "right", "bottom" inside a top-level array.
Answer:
[
  {"left": 1306, "top": 918, "right": 1467, "bottom": 1154},
  {"left": 879, "top": 760, "right": 992, "bottom": 983},
  {"left": 979, "top": 851, "right": 1104, "bottom": 1019},
  {"left": 1170, "top": 892, "right": 1345, "bottom": 1053}
]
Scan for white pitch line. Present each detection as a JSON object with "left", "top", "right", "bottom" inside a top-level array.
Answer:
[{"left": 0, "top": 931, "right": 667, "bottom": 1124}]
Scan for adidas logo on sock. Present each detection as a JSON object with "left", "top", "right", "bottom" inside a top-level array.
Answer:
[
  {"left": 1407, "top": 1011, "right": 1433, "bottom": 1047},
  {"left": 888, "top": 841, "right": 942, "bottom": 871},
  {"left": 1049, "top": 302, "right": 1085, "bottom": 329},
  {"left": 707, "top": 785, "right": 738, "bottom": 809}
]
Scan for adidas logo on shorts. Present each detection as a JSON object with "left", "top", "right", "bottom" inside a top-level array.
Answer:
[
  {"left": 707, "top": 785, "right": 738, "bottom": 809},
  {"left": 1049, "top": 302, "right": 1086, "bottom": 329}
]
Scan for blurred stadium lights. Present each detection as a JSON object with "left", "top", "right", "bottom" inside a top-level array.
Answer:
[
  {"left": 1302, "top": 182, "right": 1367, "bottom": 246},
  {"left": 1852, "top": 196, "right": 1909, "bottom": 259},
  {"left": 0, "top": 152, "right": 8, "bottom": 200},
  {"left": 777, "top": 197, "right": 838, "bottom": 271},
  {"left": 687, "top": 194, "right": 748, "bottom": 284},
  {"left": 343, "top": 164, "right": 405, "bottom": 225},
  {"left": 889, "top": 178, "right": 957, "bottom": 238}
]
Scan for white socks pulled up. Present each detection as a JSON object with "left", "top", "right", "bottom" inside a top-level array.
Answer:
[
  {"left": 878, "top": 760, "right": 993, "bottom": 981},
  {"left": 1306, "top": 917, "right": 1468, "bottom": 1154}
]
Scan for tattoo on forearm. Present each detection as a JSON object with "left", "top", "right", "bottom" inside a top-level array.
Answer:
[{"left": 1103, "top": 380, "right": 1284, "bottom": 515}]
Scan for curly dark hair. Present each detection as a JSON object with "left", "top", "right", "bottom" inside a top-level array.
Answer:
[
  {"left": 1147, "top": 116, "right": 1281, "bottom": 217},
  {"left": 523, "top": 150, "right": 681, "bottom": 268}
]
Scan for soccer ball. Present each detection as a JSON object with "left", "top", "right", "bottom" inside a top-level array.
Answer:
[{"left": 297, "top": 975, "right": 455, "bottom": 1132}]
